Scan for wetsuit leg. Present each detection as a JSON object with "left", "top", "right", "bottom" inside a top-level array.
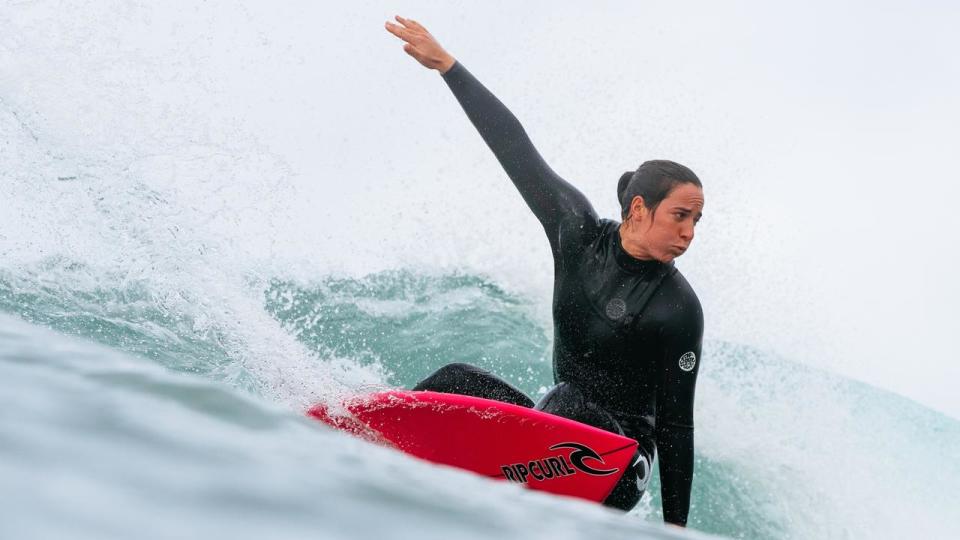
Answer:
[
  {"left": 535, "top": 382, "right": 649, "bottom": 511},
  {"left": 601, "top": 446, "right": 654, "bottom": 511},
  {"left": 412, "top": 363, "right": 534, "bottom": 408},
  {"left": 534, "top": 382, "right": 624, "bottom": 434}
]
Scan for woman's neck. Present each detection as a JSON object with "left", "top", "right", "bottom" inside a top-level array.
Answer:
[{"left": 618, "top": 222, "right": 654, "bottom": 260}]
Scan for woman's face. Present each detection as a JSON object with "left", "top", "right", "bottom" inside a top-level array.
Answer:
[{"left": 628, "top": 183, "right": 704, "bottom": 263}]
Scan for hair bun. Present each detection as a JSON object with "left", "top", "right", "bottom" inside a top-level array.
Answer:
[{"left": 617, "top": 171, "right": 635, "bottom": 205}]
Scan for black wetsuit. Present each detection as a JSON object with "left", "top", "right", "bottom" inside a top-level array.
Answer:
[{"left": 413, "top": 61, "right": 703, "bottom": 526}]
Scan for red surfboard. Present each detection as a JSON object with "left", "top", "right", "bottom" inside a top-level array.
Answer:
[{"left": 307, "top": 390, "right": 637, "bottom": 503}]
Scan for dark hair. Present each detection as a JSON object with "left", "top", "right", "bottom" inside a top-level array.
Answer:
[{"left": 617, "top": 159, "right": 702, "bottom": 220}]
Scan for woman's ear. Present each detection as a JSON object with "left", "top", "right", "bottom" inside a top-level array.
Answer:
[{"left": 630, "top": 196, "right": 647, "bottom": 221}]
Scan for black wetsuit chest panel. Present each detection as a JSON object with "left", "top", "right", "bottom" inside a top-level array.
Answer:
[{"left": 553, "top": 219, "right": 672, "bottom": 428}]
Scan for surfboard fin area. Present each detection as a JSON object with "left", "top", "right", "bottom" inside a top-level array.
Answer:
[{"left": 307, "top": 390, "right": 638, "bottom": 503}]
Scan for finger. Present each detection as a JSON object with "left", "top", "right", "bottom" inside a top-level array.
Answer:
[
  {"left": 384, "top": 22, "right": 414, "bottom": 42},
  {"left": 384, "top": 21, "right": 402, "bottom": 35},
  {"left": 396, "top": 15, "right": 430, "bottom": 36},
  {"left": 394, "top": 15, "right": 414, "bottom": 30},
  {"left": 397, "top": 15, "right": 426, "bottom": 31},
  {"left": 402, "top": 43, "right": 421, "bottom": 59}
]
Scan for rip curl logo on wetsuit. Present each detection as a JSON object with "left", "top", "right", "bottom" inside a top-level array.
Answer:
[
  {"left": 499, "top": 442, "right": 619, "bottom": 484},
  {"left": 605, "top": 298, "right": 627, "bottom": 320},
  {"left": 678, "top": 351, "right": 697, "bottom": 372}
]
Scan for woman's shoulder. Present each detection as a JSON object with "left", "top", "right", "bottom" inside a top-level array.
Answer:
[
  {"left": 664, "top": 266, "right": 699, "bottom": 299},
  {"left": 650, "top": 267, "right": 703, "bottom": 325},
  {"left": 556, "top": 214, "right": 612, "bottom": 257}
]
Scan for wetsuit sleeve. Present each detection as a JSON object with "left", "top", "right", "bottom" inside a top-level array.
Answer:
[
  {"left": 654, "top": 292, "right": 703, "bottom": 526},
  {"left": 440, "top": 61, "right": 600, "bottom": 256}
]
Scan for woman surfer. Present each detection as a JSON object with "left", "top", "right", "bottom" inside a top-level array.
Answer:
[{"left": 385, "top": 15, "right": 704, "bottom": 527}]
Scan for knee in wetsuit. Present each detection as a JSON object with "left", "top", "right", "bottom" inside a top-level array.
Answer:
[
  {"left": 534, "top": 382, "right": 623, "bottom": 435},
  {"left": 412, "top": 362, "right": 476, "bottom": 392},
  {"left": 535, "top": 382, "right": 648, "bottom": 511},
  {"left": 412, "top": 363, "right": 534, "bottom": 407}
]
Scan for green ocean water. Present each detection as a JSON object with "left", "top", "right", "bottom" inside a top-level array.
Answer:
[{"left": 2, "top": 266, "right": 959, "bottom": 539}]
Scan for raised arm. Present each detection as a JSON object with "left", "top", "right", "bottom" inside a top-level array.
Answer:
[
  {"left": 654, "top": 288, "right": 704, "bottom": 527},
  {"left": 384, "top": 15, "right": 598, "bottom": 253}
]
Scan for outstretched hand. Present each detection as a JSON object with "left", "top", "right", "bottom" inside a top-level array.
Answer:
[{"left": 384, "top": 15, "right": 456, "bottom": 74}]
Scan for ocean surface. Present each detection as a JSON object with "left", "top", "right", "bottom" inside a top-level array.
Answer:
[
  {"left": 2, "top": 268, "right": 959, "bottom": 539},
  {"left": 2, "top": 2, "right": 960, "bottom": 539}
]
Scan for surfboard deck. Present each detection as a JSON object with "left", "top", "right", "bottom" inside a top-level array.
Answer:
[{"left": 307, "top": 390, "right": 637, "bottom": 503}]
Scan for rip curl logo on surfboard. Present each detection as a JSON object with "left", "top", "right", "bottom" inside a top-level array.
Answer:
[{"left": 499, "top": 442, "right": 619, "bottom": 483}]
